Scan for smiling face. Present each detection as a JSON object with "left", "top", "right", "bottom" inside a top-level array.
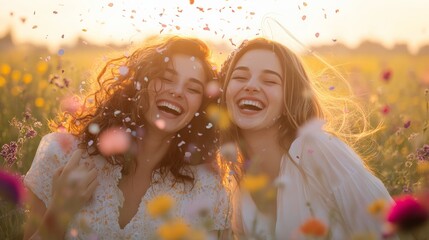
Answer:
[
  {"left": 144, "top": 54, "right": 206, "bottom": 135},
  {"left": 225, "top": 49, "right": 284, "bottom": 132}
]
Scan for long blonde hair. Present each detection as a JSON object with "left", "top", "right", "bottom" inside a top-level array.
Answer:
[{"left": 219, "top": 38, "right": 378, "bottom": 180}]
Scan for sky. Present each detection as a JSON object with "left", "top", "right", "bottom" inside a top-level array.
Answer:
[{"left": 0, "top": 0, "right": 428, "bottom": 53}]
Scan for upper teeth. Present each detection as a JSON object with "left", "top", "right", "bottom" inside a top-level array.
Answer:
[
  {"left": 239, "top": 99, "right": 263, "bottom": 109},
  {"left": 158, "top": 101, "right": 182, "bottom": 114}
]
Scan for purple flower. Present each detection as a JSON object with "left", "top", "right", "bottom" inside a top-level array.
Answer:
[
  {"left": 25, "top": 129, "right": 37, "bottom": 139},
  {"left": 387, "top": 195, "right": 429, "bottom": 231},
  {"left": 0, "top": 142, "right": 19, "bottom": 165},
  {"left": 416, "top": 144, "right": 429, "bottom": 161},
  {"left": 0, "top": 170, "right": 25, "bottom": 206}
]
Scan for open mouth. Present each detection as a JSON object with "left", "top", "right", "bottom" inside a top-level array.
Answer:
[
  {"left": 157, "top": 101, "right": 183, "bottom": 116},
  {"left": 238, "top": 99, "right": 264, "bottom": 111}
]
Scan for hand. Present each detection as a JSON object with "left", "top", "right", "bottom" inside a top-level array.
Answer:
[{"left": 49, "top": 149, "right": 99, "bottom": 224}]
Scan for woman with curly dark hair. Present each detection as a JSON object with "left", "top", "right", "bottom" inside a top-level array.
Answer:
[{"left": 23, "top": 35, "right": 230, "bottom": 239}]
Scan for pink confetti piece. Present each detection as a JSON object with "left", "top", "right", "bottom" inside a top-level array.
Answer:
[
  {"left": 381, "top": 105, "right": 390, "bottom": 115},
  {"left": 315, "top": 32, "right": 320, "bottom": 38},
  {"left": 60, "top": 96, "right": 81, "bottom": 114},
  {"left": 99, "top": 128, "right": 131, "bottom": 156},
  {"left": 205, "top": 81, "right": 221, "bottom": 98},
  {"left": 155, "top": 119, "right": 166, "bottom": 130},
  {"left": 302, "top": 15, "right": 306, "bottom": 21},
  {"left": 108, "top": 3, "right": 113, "bottom": 7}
]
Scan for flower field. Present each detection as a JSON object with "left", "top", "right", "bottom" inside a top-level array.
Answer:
[{"left": 1, "top": 43, "right": 429, "bottom": 239}]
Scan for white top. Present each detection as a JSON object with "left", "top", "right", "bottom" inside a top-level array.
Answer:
[
  {"left": 235, "top": 119, "right": 394, "bottom": 240},
  {"left": 25, "top": 132, "right": 230, "bottom": 240}
]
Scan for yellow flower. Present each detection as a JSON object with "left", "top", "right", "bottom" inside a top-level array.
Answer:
[
  {"left": 157, "top": 219, "right": 190, "bottom": 240},
  {"left": 299, "top": 217, "right": 328, "bottom": 237},
  {"left": 417, "top": 162, "right": 429, "bottom": 174},
  {"left": 147, "top": 194, "right": 175, "bottom": 218},
  {"left": 36, "top": 61, "right": 49, "bottom": 75},
  {"left": 367, "top": 199, "right": 387, "bottom": 215},
  {"left": 207, "top": 105, "right": 230, "bottom": 129},
  {"left": 35, "top": 97, "right": 45, "bottom": 108},
  {"left": 11, "top": 70, "right": 21, "bottom": 82},
  {"left": 0, "top": 76, "right": 5, "bottom": 87},
  {"left": 0, "top": 64, "right": 11, "bottom": 75},
  {"left": 22, "top": 73, "right": 33, "bottom": 84},
  {"left": 241, "top": 174, "right": 269, "bottom": 193}
]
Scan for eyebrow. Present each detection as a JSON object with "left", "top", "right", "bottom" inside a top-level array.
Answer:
[
  {"left": 165, "top": 68, "right": 204, "bottom": 88},
  {"left": 233, "top": 66, "right": 282, "bottom": 79}
]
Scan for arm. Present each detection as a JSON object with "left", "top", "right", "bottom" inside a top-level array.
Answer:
[{"left": 296, "top": 131, "right": 393, "bottom": 237}]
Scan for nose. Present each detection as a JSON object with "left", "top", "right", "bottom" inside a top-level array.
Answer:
[
  {"left": 169, "top": 83, "right": 184, "bottom": 98},
  {"left": 243, "top": 77, "right": 260, "bottom": 93}
]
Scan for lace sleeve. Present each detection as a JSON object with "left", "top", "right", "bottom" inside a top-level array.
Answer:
[{"left": 24, "top": 132, "right": 78, "bottom": 207}]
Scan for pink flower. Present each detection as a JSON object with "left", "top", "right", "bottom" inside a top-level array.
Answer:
[
  {"left": 387, "top": 195, "right": 428, "bottom": 231},
  {"left": 0, "top": 170, "right": 25, "bottom": 206}
]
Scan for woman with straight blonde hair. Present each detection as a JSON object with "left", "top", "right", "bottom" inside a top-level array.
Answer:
[{"left": 219, "top": 38, "right": 395, "bottom": 239}]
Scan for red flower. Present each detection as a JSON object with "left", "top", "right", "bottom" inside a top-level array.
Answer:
[
  {"left": 0, "top": 170, "right": 25, "bottom": 206},
  {"left": 381, "top": 69, "right": 392, "bottom": 82},
  {"left": 387, "top": 195, "right": 428, "bottom": 231}
]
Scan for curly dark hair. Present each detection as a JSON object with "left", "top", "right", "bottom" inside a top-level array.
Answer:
[{"left": 54, "top": 35, "right": 219, "bottom": 185}]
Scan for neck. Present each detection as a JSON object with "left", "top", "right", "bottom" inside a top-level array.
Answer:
[
  {"left": 132, "top": 128, "right": 173, "bottom": 176},
  {"left": 240, "top": 125, "right": 285, "bottom": 180}
]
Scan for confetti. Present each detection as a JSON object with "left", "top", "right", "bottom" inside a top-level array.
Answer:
[
  {"left": 58, "top": 49, "right": 65, "bottom": 56},
  {"left": 119, "top": 66, "right": 129, "bottom": 76},
  {"left": 98, "top": 127, "right": 131, "bottom": 156},
  {"left": 205, "top": 80, "right": 221, "bottom": 98},
  {"left": 155, "top": 119, "right": 166, "bottom": 129},
  {"left": 381, "top": 105, "right": 390, "bottom": 115},
  {"left": 315, "top": 32, "right": 320, "bottom": 38},
  {"left": 108, "top": 3, "right": 114, "bottom": 7},
  {"left": 60, "top": 96, "right": 81, "bottom": 114},
  {"left": 302, "top": 15, "right": 306, "bottom": 21},
  {"left": 164, "top": 57, "right": 170, "bottom": 62},
  {"left": 88, "top": 123, "right": 100, "bottom": 134},
  {"left": 32, "top": 25, "right": 38, "bottom": 29}
]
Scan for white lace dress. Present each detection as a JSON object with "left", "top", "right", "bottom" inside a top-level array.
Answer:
[
  {"left": 24, "top": 132, "right": 230, "bottom": 240},
  {"left": 234, "top": 119, "right": 395, "bottom": 240}
]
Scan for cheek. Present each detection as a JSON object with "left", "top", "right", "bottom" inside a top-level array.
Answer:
[{"left": 188, "top": 94, "right": 203, "bottom": 113}]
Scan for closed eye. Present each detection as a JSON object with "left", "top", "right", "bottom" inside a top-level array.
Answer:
[
  {"left": 232, "top": 76, "right": 248, "bottom": 81},
  {"left": 188, "top": 88, "right": 202, "bottom": 94},
  {"left": 160, "top": 77, "right": 174, "bottom": 83},
  {"left": 264, "top": 79, "right": 280, "bottom": 85}
]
